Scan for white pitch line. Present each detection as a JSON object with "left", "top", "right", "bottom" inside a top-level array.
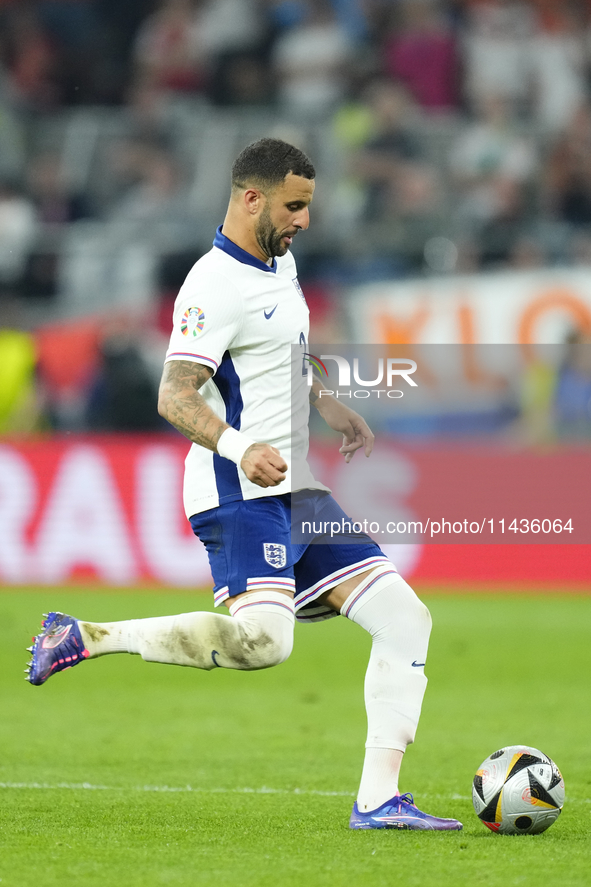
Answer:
[
  {"left": 0, "top": 782, "right": 112, "bottom": 791},
  {"left": 0, "top": 781, "right": 354, "bottom": 797}
]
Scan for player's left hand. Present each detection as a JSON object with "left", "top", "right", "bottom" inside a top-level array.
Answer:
[{"left": 316, "top": 400, "right": 374, "bottom": 462}]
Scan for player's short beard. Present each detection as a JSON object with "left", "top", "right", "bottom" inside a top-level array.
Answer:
[{"left": 255, "top": 203, "right": 288, "bottom": 259}]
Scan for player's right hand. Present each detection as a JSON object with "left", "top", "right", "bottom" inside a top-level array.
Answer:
[{"left": 240, "top": 443, "right": 288, "bottom": 488}]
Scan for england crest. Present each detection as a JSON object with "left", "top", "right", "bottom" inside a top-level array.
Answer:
[{"left": 263, "top": 543, "right": 287, "bottom": 569}]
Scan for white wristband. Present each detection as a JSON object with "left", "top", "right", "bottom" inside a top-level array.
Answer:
[{"left": 217, "top": 427, "right": 256, "bottom": 466}]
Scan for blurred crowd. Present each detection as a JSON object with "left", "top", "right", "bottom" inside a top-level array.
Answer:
[
  {"left": 3, "top": 0, "right": 591, "bottom": 117},
  {"left": 1, "top": 0, "right": 591, "bottom": 435},
  {"left": 5, "top": 1, "right": 591, "bottom": 269}
]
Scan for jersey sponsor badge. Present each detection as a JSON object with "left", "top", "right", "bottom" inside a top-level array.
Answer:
[
  {"left": 181, "top": 307, "right": 205, "bottom": 336},
  {"left": 292, "top": 277, "right": 306, "bottom": 303},
  {"left": 263, "top": 543, "right": 287, "bottom": 569}
]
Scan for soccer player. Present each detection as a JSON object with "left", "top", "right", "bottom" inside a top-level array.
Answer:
[{"left": 26, "top": 138, "right": 462, "bottom": 831}]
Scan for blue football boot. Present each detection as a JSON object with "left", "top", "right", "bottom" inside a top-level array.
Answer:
[
  {"left": 350, "top": 793, "right": 463, "bottom": 830},
  {"left": 25, "top": 612, "right": 89, "bottom": 686}
]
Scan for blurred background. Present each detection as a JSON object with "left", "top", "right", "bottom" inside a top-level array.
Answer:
[{"left": 0, "top": 0, "right": 590, "bottom": 588}]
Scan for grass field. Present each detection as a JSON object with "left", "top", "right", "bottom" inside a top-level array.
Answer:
[{"left": 1, "top": 589, "right": 590, "bottom": 887}]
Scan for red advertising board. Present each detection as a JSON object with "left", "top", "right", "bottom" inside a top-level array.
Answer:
[{"left": 0, "top": 436, "right": 588, "bottom": 588}]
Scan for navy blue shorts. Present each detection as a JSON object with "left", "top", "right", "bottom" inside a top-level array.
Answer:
[{"left": 189, "top": 491, "right": 391, "bottom": 622}]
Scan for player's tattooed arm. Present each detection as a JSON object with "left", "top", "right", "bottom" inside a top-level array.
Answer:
[
  {"left": 158, "top": 360, "right": 227, "bottom": 451},
  {"left": 159, "top": 360, "right": 287, "bottom": 486}
]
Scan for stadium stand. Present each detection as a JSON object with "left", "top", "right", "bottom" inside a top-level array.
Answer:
[{"left": 0, "top": 0, "right": 591, "bottom": 436}]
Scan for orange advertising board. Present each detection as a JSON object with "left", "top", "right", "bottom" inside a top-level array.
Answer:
[{"left": 353, "top": 269, "right": 591, "bottom": 345}]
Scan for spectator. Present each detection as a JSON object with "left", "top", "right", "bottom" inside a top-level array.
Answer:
[
  {"left": 21, "top": 152, "right": 93, "bottom": 301},
  {"left": 0, "top": 310, "right": 42, "bottom": 434},
  {"left": 0, "top": 177, "right": 37, "bottom": 291},
  {"left": 352, "top": 80, "right": 441, "bottom": 220},
  {"left": 272, "top": 0, "right": 353, "bottom": 118},
  {"left": 449, "top": 93, "right": 537, "bottom": 230},
  {"left": 209, "top": 51, "right": 274, "bottom": 106},
  {"left": 382, "top": 0, "right": 460, "bottom": 113},
  {"left": 106, "top": 145, "right": 196, "bottom": 241},
  {"left": 86, "top": 324, "right": 162, "bottom": 432},
  {"left": 200, "top": 0, "right": 264, "bottom": 63},
  {"left": 27, "top": 152, "right": 93, "bottom": 224},
  {"left": 554, "top": 329, "right": 591, "bottom": 438},
  {"left": 517, "top": 350, "right": 557, "bottom": 444},
  {"left": 200, "top": 0, "right": 269, "bottom": 105},
  {"left": 528, "top": 0, "right": 587, "bottom": 135},
  {"left": 544, "top": 100, "right": 591, "bottom": 226},
  {"left": 103, "top": 136, "right": 167, "bottom": 203},
  {"left": 0, "top": 88, "right": 26, "bottom": 180},
  {"left": 35, "top": 317, "right": 102, "bottom": 430},
  {"left": 125, "top": 75, "right": 181, "bottom": 145},
  {"left": 94, "top": 0, "right": 152, "bottom": 103},
  {"left": 132, "top": 0, "right": 207, "bottom": 97},
  {"left": 36, "top": 0, "right": 103, "bottom": 103},
  {"left": 461, "top": 0, "right": 537, "bottom": 116},
  {"left": 1, "top": 3, "right": 59, "bottom": 109}
]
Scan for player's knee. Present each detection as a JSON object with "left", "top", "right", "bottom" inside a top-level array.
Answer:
[
  {"left": 258, "top": 626, "right": 293, "bottom": 668},
  {"left": 235, "top": 614, "right": 294, "bottom": 670},
  {"left": 394, "top": 576, "right": 432, "bottom": 633},
  {"left": 367, "top": 575, "right": 431, "bottom": 647}
]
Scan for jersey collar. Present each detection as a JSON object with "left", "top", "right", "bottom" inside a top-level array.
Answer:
[{"left": 213, "top": 225, "right": 277, "bottom": 273}]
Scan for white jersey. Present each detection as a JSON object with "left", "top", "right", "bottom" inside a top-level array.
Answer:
[{"left": 165, "top": 226, "right": 328, "bottom": 518}]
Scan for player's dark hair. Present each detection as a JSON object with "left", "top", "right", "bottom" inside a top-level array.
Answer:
[{"left": 231, "top": 138, "right": 315, "bottom": 192}]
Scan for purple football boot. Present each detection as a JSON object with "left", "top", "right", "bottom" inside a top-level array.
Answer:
[
  {"left": 350, "top": 793, "right": 463, "bottom": 830},
  {"left": 25, "top": 612, "right": 89, "bottom": 686}
]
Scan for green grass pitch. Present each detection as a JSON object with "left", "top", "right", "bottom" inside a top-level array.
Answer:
[{"left": 1, "top": 589, "right": 590, "bottom": 887}]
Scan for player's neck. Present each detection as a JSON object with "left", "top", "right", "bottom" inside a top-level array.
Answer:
[{"left": 221, "top": 214, "right": 270, "bottom": 265}]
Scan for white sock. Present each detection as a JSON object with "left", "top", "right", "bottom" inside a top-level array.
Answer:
[
  {"left": 78, "top": 592, "right": 294, "bottom": 671},
  {"left": 340, "top": 567, "right": 432, "bottom": 812},
  {"left": 357, "top": 748, "right": 404, "bottom": 812}
]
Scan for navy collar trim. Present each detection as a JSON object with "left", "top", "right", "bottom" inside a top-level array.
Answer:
[{"left": 213, "top": 225, "right": 277, "bottom": 273}]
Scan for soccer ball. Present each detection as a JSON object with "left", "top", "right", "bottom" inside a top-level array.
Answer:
[{"left": 472, "top": 745, "right": 565, "bottom": 835}]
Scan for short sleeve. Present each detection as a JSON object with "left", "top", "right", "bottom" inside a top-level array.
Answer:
[{"left": 164, "top": 270, "right": 243, "bottom": 374}]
